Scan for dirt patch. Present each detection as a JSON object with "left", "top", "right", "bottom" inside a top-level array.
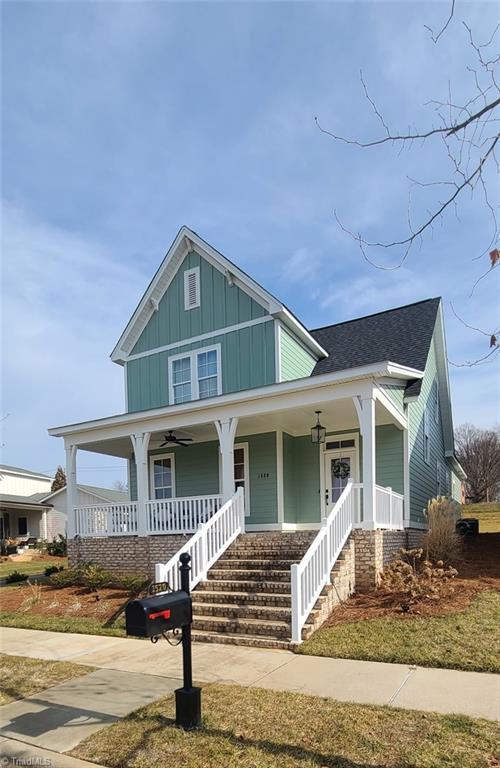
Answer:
[
  {"left": 326, "top": 533, "right": 500, "bottom": 627},
  {"left": 0, "top": 583, "right": 132, "bottom": 622}
]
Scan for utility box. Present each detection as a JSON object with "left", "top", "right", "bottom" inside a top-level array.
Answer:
[{"left": 125, "top": 590, "right": 192, "bottom": 638}]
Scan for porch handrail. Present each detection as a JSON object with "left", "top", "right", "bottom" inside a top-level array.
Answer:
[
  {"left": 291, "top": 481, "right": 355, "bottom": 644},
  {"left": 155, "top": 487, "right": 245, "bottom": 591},
  {"left": 375, "top": 485, "right": 404, "bottom": 530},
  {"left": 146, "top": 494, "right": 222, "bottom": 535}
]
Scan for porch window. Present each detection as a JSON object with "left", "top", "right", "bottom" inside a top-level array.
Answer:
[
  {"left": 151, "top": 456, "right": 175, "bottom": 499},
  {"left": 423, "top": 407, "right": 431, "bottom": 465},
  {"left": 168, "top": 344, "right": 221, "bottom": 405},
  {"left": 172, "top": 357, "right": 192, "bottom": 404},
  {"left": 18, "top": 517, "right": 28, "bottom": 536}
]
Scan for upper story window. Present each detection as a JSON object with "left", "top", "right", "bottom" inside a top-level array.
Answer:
[
  {"left": 423, "top": 407, "right": 431, "bottom": 465},
  {"left": 169, "top": 344, "right": 221, "bottom": 405},
  {"left": 184, "top": 267, "right": 200, "bottom": 310}
]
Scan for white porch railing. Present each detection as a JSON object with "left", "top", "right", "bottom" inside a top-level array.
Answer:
[
  {"left": 291, "top": 481, "right": 355, "bottom": 644},
  {"left": 155, "top": 487, "right": 245, "bottom": 591},
  {"left": 146, "top": 495, "right": 222, "bottom": 534},
  {"left": 75, "top": 502, "right": 139, "bottom": 537},
  {"left": 375, "top": 485, "right": 404, "bottom": 530}
]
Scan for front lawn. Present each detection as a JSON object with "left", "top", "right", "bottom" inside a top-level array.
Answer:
[
  {"left": 298, "top": 590, "right": 500, "bottom": 673},
  {"left": 71, "top": 683, "right": 500, "bottom": 768},
  {"left": 0, "top": 610, "right": 126, "bottom": 636},
  {"left": 0, "top": 653, "right": 93, "bottom": 705},
  {"left": 0, "top": 556, "right": 67, "bottom": 579}
]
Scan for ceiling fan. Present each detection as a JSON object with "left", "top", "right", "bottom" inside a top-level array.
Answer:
[{"left": 159, "top": 430, "right": 193, "bottom": 448}]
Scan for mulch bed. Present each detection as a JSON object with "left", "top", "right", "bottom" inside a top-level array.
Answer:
[
  {"left": 0, "top": 583, "right": 132, "bottom": 622},
  {"left": 325, "top": 532, "right": 500, "bottom": 627}
]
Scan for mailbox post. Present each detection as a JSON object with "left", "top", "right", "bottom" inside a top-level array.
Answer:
[{"left": 175, "top": 552, "right": 202, "bottom": 729}]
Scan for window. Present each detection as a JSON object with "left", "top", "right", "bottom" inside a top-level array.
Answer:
[
  {"left": 423, "top": 407, "right": 431, "bottom": 465},
  {"left": 434, "top": 382, "right": 439, "bottom": 424},
  {"left": 18, "top": 517, "right": 28, "bottom": 536},
  {"left": 150, "top": 455, "right": 175, "bottom": 499},
  {"left": 184, "top": 267, "right": 200, "bottom": 310},
  {"left": 233, "top": 444, "right": 250, "bottom": 516},
  {"left": 169, "top": 345, "right": 221, "bottom": 405},
  {"left": 325, "top": 439, "right": 355, "bottom": 450},
  {"left": 172, "top": 356, "right": 192, "bottom": 404}
]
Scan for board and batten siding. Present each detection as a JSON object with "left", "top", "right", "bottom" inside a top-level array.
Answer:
[
  {"left": 408, "top": 333, "right": 446, "bottom": 524},
  {"left": 279, "top": 326, "right": 317, "bottom": 382},
  {"left": 376, "top": 425, "right": 404, "bottom": 495},
  {"left": 126, "top": 250, "right": 277, "bottom": 412}
]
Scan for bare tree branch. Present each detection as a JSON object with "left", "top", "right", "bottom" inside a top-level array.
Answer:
[{"left": 424, "top": 0, "right": 456, "bottom": 44}]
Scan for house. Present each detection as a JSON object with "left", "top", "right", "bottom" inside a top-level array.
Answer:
[
  {"left": 0, "top": 464, "right": 127, "bottom": 545},
  {"left": 48, "top": 226, "right": 466, "bottom": 646},
  {"left": 0, "top": 464, "right": 53, "bottom": 542}
]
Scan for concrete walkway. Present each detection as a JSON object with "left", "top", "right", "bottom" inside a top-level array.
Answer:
[{"left": 2, "top": 627, "right": 499, "bottom": 725}]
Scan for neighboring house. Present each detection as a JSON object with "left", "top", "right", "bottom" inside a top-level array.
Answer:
[
  {"left": 38, "top": 484, "right": 129, "bottom": 541},
  {"left": 0, "top": 464, "right": 53, "bottom": 540},
  {"left": 49, "top": 226, "right": 466, "bottom": 646}
]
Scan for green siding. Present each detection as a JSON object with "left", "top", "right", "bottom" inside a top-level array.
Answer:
[
  {"left": 283, "top": 434, "right": 321, "bottom": 524},
  {"left": 408, "top": 334, "right": 446, "bottom": 523},
  {"left": 380, "top": 384, "right": 405, "bottom": 411},
  {"left": 127, "top": 320, "right": 276, "bottom": 412},
  {"left": 148, "top": 441, "right": 220, "bottom": 497},
  {"left": 376, "top": 425, "right": 404, "bottom": 494},
  {"left": 280, "top": 327, "right": 317, "bottom": 381},
  {"left": 132, "top": 250, "right": 267, "bottom": 354},
  {"left": 237, "top": 433, "right": 278, "bottom": 526}
]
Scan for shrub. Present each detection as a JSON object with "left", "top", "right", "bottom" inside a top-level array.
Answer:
[
  {"left": 379, "top": 548, "right": 458, "bottom": 610},
  {"left": 47, "top": 534, "right": 67, "bottom": 557},
  {"left": 108, "top": 573, "right": 149, "bottom": 593},
  {"left": 49, "top": 567, "right": 82, "bottom": 588},
  {"left": 79, "top": 563, "right": 113, "bottom": 593},
  {"left": 5, "top": 570, "right": 28, "bottom": 584},
  {"left": 44, "top": 565, "right": 65, "bottom": 577},
  {"left": 423, "top": 496, "right": 462, "bottom": 563}
]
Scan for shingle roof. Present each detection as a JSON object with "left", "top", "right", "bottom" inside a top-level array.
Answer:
[
  {"left": 0, "top": 492, "right": 52, "bottom": 507},
  {"left": 310, "top": 298, "right": 441, "bottom": 377},
  {"left": 0, "top": 464, "right": 51, "bottom": 479},
  {"left": 77, "top": 485, "right": 129, "bottom": 503}
]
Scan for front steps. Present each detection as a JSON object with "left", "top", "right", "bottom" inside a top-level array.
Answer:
[{"left": 191, "top": 532, "right": 317, "bottom": 649}]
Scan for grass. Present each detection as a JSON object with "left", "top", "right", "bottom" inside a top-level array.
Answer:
[
  {"left": 0, "top": 610, "right": 126, "bottom": 637},
  {"left": 71, "top": 683, "right": 500, "bottom": 768},
  {"left": 298, "top": 590, "right": 500, "bottom": 673},
  {"left": 462, "top": 502, "right": 500, "bottom": 532},
  {"left": 0, "top": 653, "right": 92, "bottom": 705},
  {"left": 0, "top": 556, "right": 68, "bottom": 579}
]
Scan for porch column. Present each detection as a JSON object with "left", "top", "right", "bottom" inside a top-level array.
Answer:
[
  {"left": 354, "top": 395, "right": 376, "bottom": 529},
  {"left": 65, "top": 444, "right": 77, "bottom": 539},
  {"left": 403, "top": 426, "right": 410, "bottom": 527},
  {"left": 130, "top": 432, "right": 151, "bottom": 536},
  {"left": 215, "top": 417, "right": 239, "bottom": 503}
]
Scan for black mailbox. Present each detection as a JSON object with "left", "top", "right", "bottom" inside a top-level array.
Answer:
[{"left": 125, "top": 590, "right": 192, "bottom": 638}]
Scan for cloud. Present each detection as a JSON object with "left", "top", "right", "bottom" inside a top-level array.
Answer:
[{"left": 1, "top": 201, "right": 143, "bottom": 484}]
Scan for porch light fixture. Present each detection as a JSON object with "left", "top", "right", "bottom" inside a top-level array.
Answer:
[{"left": 311, "top": 411, "right": 326, "bottom": 444}]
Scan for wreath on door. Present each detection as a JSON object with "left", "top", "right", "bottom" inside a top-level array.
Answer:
[{"left": 332, "top": 460, "right": 351, "bottom": 480}]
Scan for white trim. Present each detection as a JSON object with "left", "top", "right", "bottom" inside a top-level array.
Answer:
[
  {"left": 110, "top": 226, "right": 326, "bottom": 364},
  {"left": 373, "top": 384, "right": 407, "bottom": 428},
  {"left": 50, "top": 360, "right": 422, "bottom": 440},
  {"left": 168, "top": 343, "right": 222, "bottom": 405},
  {"left": 233, "top": 442, "right": 250, "bottom": 517},
  {"left": 184, "top": 266, "right": 200, "bottom": 310},
  {"left": 149, "top": 452, "right": 176, "bottom": 500},
  {"left": 403, "top": 425, "right": 410, "bottom": 523},
  {"left": 274, "top": 320, "right": 282, "bottom": 383},
  {"left": 276, "top": 428, "right": 284, "bottom": 524},
  {"left": 124, "top": 362, "right": 129, "bottom": 411},
  {"left": 126, "top": 315, "right": 273, "bottom": 363}
]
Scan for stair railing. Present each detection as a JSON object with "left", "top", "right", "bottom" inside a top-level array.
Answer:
[
  {"left": 291, "top": 481, "right": 354, "bottom": 644},
  {"left": 155, "top": 487, "right": 245, "bottom": 592}
]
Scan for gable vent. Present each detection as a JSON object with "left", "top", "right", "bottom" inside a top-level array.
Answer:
[{"left": 184, "top": 267, "right": 200, "bottom": 310}]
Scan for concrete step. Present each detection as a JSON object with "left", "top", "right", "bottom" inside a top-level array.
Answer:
[
  {"left": 192, "top": 630, "right": 292, "bottom": 650},
  {"left": 207, "top": 568, "right": 291, "bottom": 582},
  {"left": 192, "top": 601, "right": 291, "bottom": 622},
  {"left": 192, "top": 614, "right": 291, "bottom": 638},
  {"left": 192, "top": 589, "right": 292, "bottom": 607},
  {"left": 196, "top": 579, "right": 291, "bottom": 594},
  {"left": 215, "top": 559, "right": 295, "bottom": 570}
]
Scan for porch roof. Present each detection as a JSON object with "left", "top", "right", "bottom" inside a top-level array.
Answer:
[
  {"left": 48, "top": 360, "right": 418, "bottom": 457},
  {"left": 0, "top": 493, "right": 53, "bottom": 511}
]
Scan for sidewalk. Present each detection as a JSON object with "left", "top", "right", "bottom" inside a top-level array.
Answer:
[{"left": 2, "top": 627, "right": 499, "bottom": 723}]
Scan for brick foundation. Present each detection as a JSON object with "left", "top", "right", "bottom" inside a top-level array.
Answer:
[
  {"left": 68, "top": 534, "right": 190, "bottom": 577},
  {"left": 354, "top": 527, "right": 426, "bottom": 591}
]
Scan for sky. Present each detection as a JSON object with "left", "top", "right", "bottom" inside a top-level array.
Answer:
[{"left": 1, "top": 1, "right": 499, "bottom": 488}]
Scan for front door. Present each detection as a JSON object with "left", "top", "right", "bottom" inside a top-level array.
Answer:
[{"left": 323, "top": 448, "right": 357, "bottom": 513}]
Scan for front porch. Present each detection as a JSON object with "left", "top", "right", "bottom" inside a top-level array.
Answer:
[{"left": 58, "top": 375, "right": 411, "bottom": 544}]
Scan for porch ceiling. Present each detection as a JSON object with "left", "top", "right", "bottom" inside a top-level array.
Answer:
[{"left": 76, "top": 395, "right": 401, "bottom": 459}]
